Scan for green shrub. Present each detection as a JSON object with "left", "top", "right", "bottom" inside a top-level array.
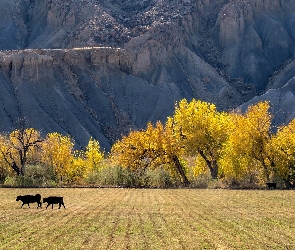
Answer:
[
  {"left": 85, "top": 166, "right": 129, "bottom": 187},
  {"left": 96, "top": 166, "right": 140, "bottom": 187},
  {"left": 25, "top": 165, "right": 57, "bottom": 187},
  {"left": 0, "top": 167, "right": 10, "bottom": 185},
  {"left": 146, "top": 168, "right": 173, "bottom": 188},
  {"left": 85, "top": 166, "right": 174, "bottom": 188},
  {"left": 3, "top": 176, "right": 18, "bottom": 187},
  {"left": 3, "top": 176, "right": 34, "bottom": 187},
  {"left": 3, "top": 165, "right": 58, "bottom": 187},
  {"left": 189, "top": 172, "right": 212, "bottom": 188}
]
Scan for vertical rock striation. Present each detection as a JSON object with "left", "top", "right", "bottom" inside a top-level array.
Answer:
[{"left": 0, "top": 0, "right": 295, "bottom": 148}]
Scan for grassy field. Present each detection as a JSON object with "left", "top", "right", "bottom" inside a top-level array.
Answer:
[{"left": 0, "top": 188, "right": 295, "bottom": 250}]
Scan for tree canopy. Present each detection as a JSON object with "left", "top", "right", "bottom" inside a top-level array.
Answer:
[{"left": 2, "top": 99, "right": 295, "bottom": 188}]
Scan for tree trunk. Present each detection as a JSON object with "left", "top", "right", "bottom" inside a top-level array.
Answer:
[
  {"left": 210, "top": 160, "right": 219, "bottom": 179},
  {"left": 261, "top": 159, "right": 271, "bottom": 182},
  {"left": 11, "top": 161, "right": 22, "bottom": 176},
  {"left": 19, "top": 150, "right": 26, "bottom": 176},
  {"left": 172, "top": 155, "right": 190, "bottom": 185},
  {"left": 199, "top": 150, "right": 218, "bottom": 179}
]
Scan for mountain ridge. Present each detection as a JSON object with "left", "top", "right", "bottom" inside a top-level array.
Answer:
[{"left": 1, "top": 0, "right": 295, "bottom": 149}]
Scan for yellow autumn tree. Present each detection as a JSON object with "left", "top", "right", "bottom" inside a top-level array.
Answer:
[
  {"left": 149, "top": 119, "right": 189, "bottom": 184},
  {"left": 111, "top": 127, "right": 152, "bottom": 173},
  {"left": 220, "top": 101, "right": 273, "bottom": 183},
  {"left": 0, "top": 134, "right": 13, "bottom": 180},
  {"left": 111, "top": 120, "right": 189, "bottom": 184},
  {"left": 66, "top": 138, "right": 105, "bottom": 184},
  {"left": 85, "top": 137, "right": 104, "bottom": 172},
  {"left": 219, "top": 112, "right": 259, "bottom": 182},
  {"left": 67, "top": 150, "right": 87, "bottom": 183},
  {"left": 172, "top": 99, "right": 230, "bottom": 179},
  {"left": 0, "top": 128, "right": 42, "bottom": 176},
  {"left": 267, "top": 118, "right": 295, "bottom": 187},
  {"left": 41, "top": 132, "right": 74, "bottom": 181}
]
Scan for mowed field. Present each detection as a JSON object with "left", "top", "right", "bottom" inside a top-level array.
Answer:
[{"left": 0, "top": 188, "right": 295, "bottom": 250}]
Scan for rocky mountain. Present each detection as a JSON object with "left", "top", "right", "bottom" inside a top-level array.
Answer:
[{"left": 1, "top": 0, "right": 295, "bottom": 149}]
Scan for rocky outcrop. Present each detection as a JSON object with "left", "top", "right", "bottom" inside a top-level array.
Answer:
[
  {"left": 1, "top": 51, "right": 53, "bottom": 81},
  {"left": 239, "top": 77, "right": 295, "bottom": 128},
  {"left": 213, "top": 0, "right": 295, "bottom": 91},
  {"left": 0, "top": 45, "right": 240, "bottom": 149}
]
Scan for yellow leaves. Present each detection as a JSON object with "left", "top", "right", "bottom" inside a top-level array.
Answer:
[
  {"left": 0, "top": 128, "right": 43, "bottom": 176},
  {"left": 68, "top": 154, "right": 87, "bottom": 183},
  {"left": 173, "top": 99, "right": 229, "bottom": 154},
  {"left": 246, "top": 101, "right": 272, "bottom": 132},
  {"left": 10, "top": 128, "right": 41, "bottom": 146},
  {"left": 268, "top": 118, "right": 295, "bottom": 179},
  {"left": 40, "top": 134, "right": 105, "bottom": 182},
  {"left": 0, "top": 134, "right": 12, "bottom": 175},
  {"left": 85, "top": 137, "right": 104, "bottom": 172},
  {"left": 110, "top": 120, "right": 183, "bottom": 175},
  {"left": 41, "top": 133, "right": 74, "bottom": 180},
  {"left": 174, "top": 99, "right": 214, "bottom": 143},
  {"left": 193, "top": 156, "right": 208, "bottom": 177},
  {"left": 220, "top": 101, "right": 273, "bottom": 181},
  {"left": 111, "top": 99, "right": 275, "bottom": 181},
  {"left": 173, "top": 99, "right": 230, "bottom": 178},
  {"left": 111, "top": 126, "right": 156, "bottom": 171},
  {"left": 2, "top": 98, "right": 295, "bottom": 187}
]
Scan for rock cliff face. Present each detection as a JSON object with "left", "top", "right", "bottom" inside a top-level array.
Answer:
[
  {"left": 214, "top": 0, "right": 295, "bottom": 91},
  {"left": 1, "top": 0, "right": 295, "bottom": 149}
]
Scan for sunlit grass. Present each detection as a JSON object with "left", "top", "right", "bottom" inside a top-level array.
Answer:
[{"left": 1, "top": 188, "right": 295, "bottom": 249}]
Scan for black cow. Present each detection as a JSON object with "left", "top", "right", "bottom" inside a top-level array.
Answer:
[
  {"left": 266, "top": 182, "right": 276, "bottom": 190},
  {"left": 16, "top": 194, "right": 42, "bottom": 208},
  {"left": 43, "top": 196, "right": 66, "bottom": 209}
]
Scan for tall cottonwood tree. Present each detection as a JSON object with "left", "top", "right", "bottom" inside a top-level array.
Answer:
[
  {"left": 41, "top": 132, "right": 74, "bottom": 181},
  {"left": 267, "top": 119, "right": 295, "bottom": 187},
  {"left": 111, "top": 120, "right": 190, "bottom": 185},
  {"left": 0, "top": 127, "right": 42, "bottom": 176},
  {"left": 85, "top": 137, "right": 104, "bottom": 172},
  {"left": 68, "top": 138, "right": 105, "bottom": 183},
  {"left": 220, "top": 102, "right": 274, "bottom": 183},
  {"left": 111, "top": 127, "right": 153, "bottom": 173},
  {"left": 172, "top": 99, "right": 230, "bottom": 179}
]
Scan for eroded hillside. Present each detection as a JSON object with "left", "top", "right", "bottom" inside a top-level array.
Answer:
[{"left": 1, "top": 0, "right": 295, "bottom": 149}]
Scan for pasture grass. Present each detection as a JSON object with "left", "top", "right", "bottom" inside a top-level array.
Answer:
[{"left": 0, "top": 188, "right": 295, "bottom": 249}]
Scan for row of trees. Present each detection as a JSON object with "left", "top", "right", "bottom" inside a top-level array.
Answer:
[
  {"left": 1, "top": 99, "right": 295, "bottom": 188},
  {"left": 111, "top": 99, "right": 295, "bottom": 188},
  {"left": 0, "top": 125, "right": 104, "bottom": 184}
]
